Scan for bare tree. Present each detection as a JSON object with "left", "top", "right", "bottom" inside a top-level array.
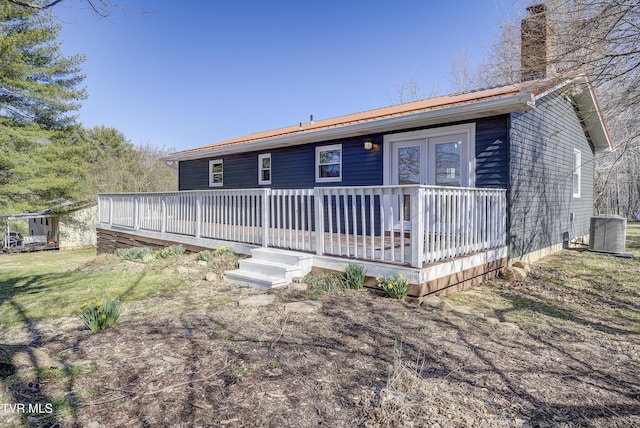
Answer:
[
  {"left": 7, "top": 0, "right": 125, "bottom": 17},
  {"left": 387, "top": 73, "right": 440, "bottom": 105}
]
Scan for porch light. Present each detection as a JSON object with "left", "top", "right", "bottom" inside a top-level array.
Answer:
[{"left": 364, "top": 140, "right": 374, "bottom": 150}]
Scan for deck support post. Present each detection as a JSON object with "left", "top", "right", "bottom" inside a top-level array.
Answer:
[
  {"left": 410, "top": 187, "right": 425, "bottom": 268},
  {"left": 314, "top": 188, "right": 324, "bottom": 256}
]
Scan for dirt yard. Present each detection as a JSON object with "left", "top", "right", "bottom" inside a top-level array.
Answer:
[{"left": 1, "top": 239, "right": 639, "bottom": 427}]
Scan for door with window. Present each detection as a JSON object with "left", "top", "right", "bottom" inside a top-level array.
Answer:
[{"left": 385, "top": 124, "right": 475, "bottom": 230}]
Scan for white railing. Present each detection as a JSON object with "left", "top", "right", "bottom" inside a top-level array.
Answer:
[{"left": 98, "top": 185, "right": 506, "bottom": 267}]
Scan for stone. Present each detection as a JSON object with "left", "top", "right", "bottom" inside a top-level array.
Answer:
[
  {"left": 502, "top": 266, "right": 527, "bottom": 280},
  {"left": 288, "top": 282, "right": 308, "bottom": 291},
  {"left": 449, "top": 305, "right": 473, "bottom": 316},
  {"left": 423, "top": 296, "right": 445, "bottom": 309},
  {"left": 484, "top": 317, "right": 501, "bottom": 326},
  {"left": 177, "top": 266, "right": 189, "bottom": 274},
  {"left": 6, "top": 346, "right": 65, "bottom": 369},
  {"left": 284, "top": 300, "right": 322, "bottom": 314},
  {"left": 205, "top": 272, "right": 217, "bottom": 282},
  {"left": 142, "top": 254, "right": 154, "bottom": 263},
  {"left": 512, "top": 260, "right": 532, "bottom": 274},
  {"left": 197, "top": 260, "right": 208, "bottom": 266},
  {"left": 238, "top": 295, "right": 275, "bottom": 307},
  {"left": 162, "top": 355, "right": 184, "bottom": 364}
]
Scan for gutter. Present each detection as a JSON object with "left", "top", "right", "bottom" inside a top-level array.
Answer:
[{"left": 164, "top": 93, "right": 536, "bottom": 161}]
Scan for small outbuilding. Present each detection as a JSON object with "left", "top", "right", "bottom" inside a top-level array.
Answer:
[{"left": 1, "top": 199, "right": 97, "bottom": 252}]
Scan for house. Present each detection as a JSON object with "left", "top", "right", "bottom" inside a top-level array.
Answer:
[
  {"left": 2, "top": 200, "right": 97, "bottom": 252},
  {"left": 96, "top": 5, "right": 612, "bottom": 301}
]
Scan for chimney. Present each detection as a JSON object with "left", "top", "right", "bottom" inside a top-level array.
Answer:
[{"left": 521, "top": 4, "right": 556, "bottom": 80}]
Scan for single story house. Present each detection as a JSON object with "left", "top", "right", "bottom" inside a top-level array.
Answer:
[{"left": 96, "top": 6, "right": 612, "bottom": 301}]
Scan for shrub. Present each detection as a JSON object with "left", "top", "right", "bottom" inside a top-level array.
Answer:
[
  {"left": 115, "top": 246, "right": 152, "bottom": 261},
  {"left": 304, "top": 272, "right": 348, "bottom": 292},
  {"left": 80, "top": 299, "right": 123, "bottom": 331},
  {"left": 153, "top": 245, "right": 185, "bottom": 259},
  {"left": 343, "top": 263, "right": 366, "bottom": 289},
  {"left": 378, "top": 274, "right": 409, "bottom": 300},
  {"left": 196, "top": 250, "right": 214, "bottom": 262}
]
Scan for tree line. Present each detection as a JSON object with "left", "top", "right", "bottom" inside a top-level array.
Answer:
[{"left": 0, "top": 1, "right": 176, "bottom": 214}]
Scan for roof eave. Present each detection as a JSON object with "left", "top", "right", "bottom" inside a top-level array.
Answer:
[{"left": 164, "top": 93, "right": 536, "bottom": 161}]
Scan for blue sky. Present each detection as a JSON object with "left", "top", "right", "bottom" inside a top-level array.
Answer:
[{"left": 54, "top": 0, "right": 516, "bottom": 152}]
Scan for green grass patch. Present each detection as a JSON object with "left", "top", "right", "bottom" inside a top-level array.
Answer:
[{"left": 0, "top": 249, "right": 185, "bottom": 328}]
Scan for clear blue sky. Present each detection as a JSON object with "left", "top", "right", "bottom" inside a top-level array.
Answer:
[{"left": 54, "top": 0, "right": 516, "bottom": 153}]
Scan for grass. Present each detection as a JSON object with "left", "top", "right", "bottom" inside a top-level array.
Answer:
[
  {"left": 447, "top": 226, "right": 640, "bottom": 334},
  {"left": 0, "top": 249, "right": 185, "bottom": 328}
]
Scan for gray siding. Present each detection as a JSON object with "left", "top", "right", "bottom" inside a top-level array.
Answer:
[{"left": 509, "top": 93, "right": 594, "bottom": 259}]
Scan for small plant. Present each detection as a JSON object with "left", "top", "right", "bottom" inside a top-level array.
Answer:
[
  {"left": 80, "top": 298, "right": 123, "bottom": 331},
  {"left": 196, "top": 250, "right": 214, "bottom": 262},
  {"left": 153, "top": 245, "right": 185, "bottom": 259},
  {"left": 377, "top": 274, "right": 409, "bottom": 300},
  {"left": 343, "top": 263, "right": 367, "bottom": 289},
  {"left": 213, "top": 246, "right": 234, "bottom": 257},
  {"left": 115, "top": 246, "right": 152, "bottom": 261}
]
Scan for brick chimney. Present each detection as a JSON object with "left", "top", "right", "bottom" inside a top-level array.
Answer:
[{"left": 521, "top": 4, "right": 556, "bottom": 80}]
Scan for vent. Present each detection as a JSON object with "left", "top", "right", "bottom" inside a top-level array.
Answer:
[{"left": 589, "top": 215, "right": 627, "bottom": 254}]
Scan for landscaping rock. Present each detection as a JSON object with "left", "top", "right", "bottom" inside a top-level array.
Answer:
[
  {"left": 238, "top": 295, "right": 275, "bottom": 307},
  {"left": 423, "top": 296, "right": 445, "bottom": 309},
  {"left": 288, "top": 282, "right": 309, "bottom": 291},
  {"left": 284, "top": 301, "right": 322, "bottom": 314},
  {"left": 205, "top": 272, "right": 217, "bottom": 282},
  {"left": 449, "top": 305, "right": 474, "bottom": 316},
  {"left": 177, "top": 266, "right": 189, "bottom": 274},
  {"left": 142, "top": 254, "right": 154, "bottom": 263},
  {"left": 484, "top": 317, "right": 501, "bottom": 326},
  {"left": 197, "top": 260, "right": 208, "bottom": 266},
  {"left": 502, "top": 266, "right": 527, "bottom": 280},
  {"left": 512, "top": 260, "right": 532, "bottom": 274}
]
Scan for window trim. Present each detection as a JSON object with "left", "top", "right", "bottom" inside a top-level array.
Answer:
[
  {"left": 209, "top": 159, "right": 223, "bottom": 187},
  {"left": 315, "top": 144, "right": 342, "bottom": 183},
  {"left": 572, "top": 149, "right": 581, "bottom": 198},
  {"left": 258, "top": 153, "right": 271, "bottom": 185}
]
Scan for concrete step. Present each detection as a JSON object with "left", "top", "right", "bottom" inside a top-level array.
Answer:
[
  {"left": 224, "top": 269, "right": 289, "bottom": 291},
  {"left": 238, "top": 258, "right": 301, "bottom": 281}
]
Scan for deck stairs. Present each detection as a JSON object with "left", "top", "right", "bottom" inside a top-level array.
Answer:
[{"left": 224, "top": 247, "right": 314, "bottom": 290}]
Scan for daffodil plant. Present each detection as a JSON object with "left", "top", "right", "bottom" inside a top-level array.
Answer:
[
  {"left": 80, "top": 298, "right": 123, "bottom": 331},
  {"left": 377, "top": 274, "right": 409, "bottom": 300}
]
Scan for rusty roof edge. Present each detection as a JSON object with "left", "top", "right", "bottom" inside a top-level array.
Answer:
[{"left": 164, "top": 92, "right": 535, "bottom": 161}]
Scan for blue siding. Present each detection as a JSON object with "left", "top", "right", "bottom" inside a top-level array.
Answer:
[
  {"left": 179, "top": 117, "right": 510, "bottom": 191},
  {"left": 509, "top": 93, "right": 594, "bottom": 259}
]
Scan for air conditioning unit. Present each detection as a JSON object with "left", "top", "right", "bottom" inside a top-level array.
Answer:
[{"left": 589, "top": 215, "right": 627, "bottom": 255}]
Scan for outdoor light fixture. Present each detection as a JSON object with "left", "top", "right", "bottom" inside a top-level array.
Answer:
[{"left": 364, "top": 141, "right": 374, "bottom": 150}]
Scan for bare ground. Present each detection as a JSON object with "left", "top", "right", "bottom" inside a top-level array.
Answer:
[{"left": 1, "top": 248, "right": 639, "bottom": 428}]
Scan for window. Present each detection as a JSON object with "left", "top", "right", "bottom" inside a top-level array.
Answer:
[
  {"left": 572, "top": 149, "right": 581, "bottom": 198},
  {"left": 316, "top": 144, "right": 342, "bottom": 183},
  {"left": 258, "top": 153, "right": 271, "bottom": 185},
  {"left": 209, "top": 159, "right": 223, "bottom": 187}
]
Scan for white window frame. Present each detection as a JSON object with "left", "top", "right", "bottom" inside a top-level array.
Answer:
[
  {"left": 315, "top": 144, "right": 342, "bottom": 183},
  {"left": 258, "top": 153, "right": 271, "bottom": 185},
  {"left": 209, "top": 159, "right": 223, "bottom": 187},
  {"left": 572, "top": 149, "right": 581, "bottom": 198}
]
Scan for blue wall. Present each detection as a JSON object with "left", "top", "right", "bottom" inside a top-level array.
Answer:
[{"left": 179, "top": 116, "right": 510, "bottom": 191}]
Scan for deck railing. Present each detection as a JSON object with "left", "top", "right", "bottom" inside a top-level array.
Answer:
[{"left": 98, "top": 185, "right": 506, "bottom": 267}]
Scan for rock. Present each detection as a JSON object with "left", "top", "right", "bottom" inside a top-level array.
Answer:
[
  {"left": 288, "top": 282, "right": 308, "bottom": 291},
  {"left": 423, "top": 296, "right": 445, "bottom": 309},
  {"left": 238, "top": 295, "right": 275, "bottom": 307},
  {"left": 86, "top": 422, "right": 107, "bottom": 428},
  {"left": 484, "top": 317, "right": 501, "bottom": 326},
  {"left": 568, "top": 342, "right": 607, "bottom": 353},
  {"left": 502, "top": 266, "right": 527, "bottom": 280},
  {"left": 512, "top": 260, "right": 532, "bottom": 274},
  {"left": 162, "top": 355, "right": 184, "bottom": 364},
  {"left": 4, "top": 346, "right": 65, "bottom": 369},
  {"left": 205, "top": 272, "right": 217, "bottom": 282},
  {"left": 197, "top": 260, "right": 208, "bottom": 266},
  {"left": 449, "top": 305, "right": 473, "bottom": 316},
  {"left": 142, "top": 254, "right": 154, "bottom": 263},
  {"left": 177, "top": 266, "right": 189, "bottom": 274},
  {"left": 284, "top": 301, "right": 322, "bottom": 314}
]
